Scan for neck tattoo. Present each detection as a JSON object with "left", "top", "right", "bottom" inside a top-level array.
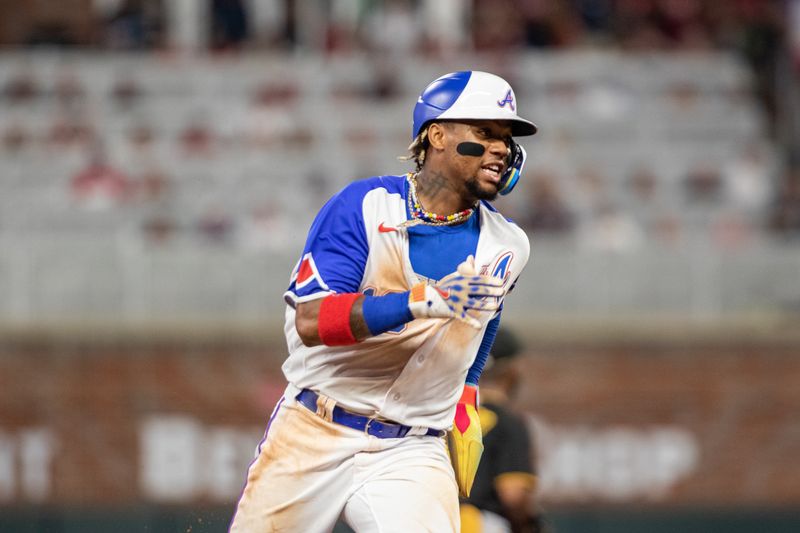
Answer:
[{"left": 400, "top": 173, "right": 476, "bottom": 227}]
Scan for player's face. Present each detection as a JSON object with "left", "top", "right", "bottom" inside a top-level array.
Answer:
[{"left": 445, "top": 120, "right": 513, "bottom": 201}]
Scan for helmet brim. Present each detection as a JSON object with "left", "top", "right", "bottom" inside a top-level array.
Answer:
[
  {"left": 428, "top": 117, "right": 538, "bottom": 137},
  {"left": 510, "top": 118, "right": 538, "bottom": 137}
]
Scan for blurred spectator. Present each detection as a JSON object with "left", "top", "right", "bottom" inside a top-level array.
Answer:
[
  {"left": 419, "top": 0, "right": 470, "bottom": 56},
  {"left": 516, "top": 0, "right": 584, "bottom": 48},
  {"left": 344, "top": 126, "right": 379, "bottom": 152},
  {"left": 321, "top": 0, "right": 361, "bottom": 54},
  {"left": 110, "top": 76, "right": 144, "bottom": 109},
  {"left": 3, "top": 69, "right": 40, "bottom": 102},
  {"left": 142, "top": 213, "right": 177, "bottom": 245},
  {"left": 684, "top": 163, "right": 723, "bottom": 203},
  {"left": 179, "top": 121, "right": 215, "bottom": 156},
  {"left": 623, "top": 166, "right": 687, "bottom": 247},
  {"left": 711, "top": 211, "right": 753, "bottom": 250},
  {"left": 242, "top": 78, "right": 302, "bottom": 148},
  {"left": 0, "top": 0, "right": 790, "bottom": 256},
  {"left": 723, "top": 141, "right": 773, "bottom": 216},
  {"left": 361, "top": 0, "right": 422, "bottom": 55},
  {"left": 578, "top": 78, "right": 635, "bottom": 121},
  {"left": 770, "top": 164, "right": 800, "bottom": 237},
  {"left": 579, "top": 203, "right": 644, "bottom": 252},
  {"left": 627, "top": 166, "right": 659, "bottom": 205},
  {"left": 651, "top": 212, "right": 684, "bottom": 247},
  {"left": 211, "top": 0, "right": 249, "bottom": 50},
  {"left": 665, "top": 80, "right": 700, "bottom": 113},
  {"left": 521, "top": 171, "right": 575, "bottom": 234},
  {"left": 70, "top": 147, "right": 134, "bottom": 210},
  {"left": 571, "top": 165, "right": 610, "bottom": 218},
  {"left": 305, "top": 168, "right": 331, "bottom": 208},
  {"left": 472, "top": 0, "right": 526, "bottom": 51},
  {"left": 24, "top": 22, "right": 79, "bottom": 46},
  {"left": 138, "top": 167, "right": 171, "bottom": 203},
  {"left": 2, "top": 124, "right": 31, "bottom": 153},
  {"left": 546, "top": 80, "right": 582, "bottom": 109},
  {"left": 252, "top": 79, "right": 300, "bottom": 107},
  {"left": 54, "top": 69, "right": 86, "bottom": 105},
  {"left": 792, "top": 0, "right": 800, "bottom": 70},
  {"left": 196, "top": 205, "right": 235, "bottom": 244},
  {"left": 126, "top": 124, "right": 157, "bottom": 153},
  {"left": 0, "top": 0, "right": 789, "bottom": 63},
  {"left": 614, "top": 0, "right": 670, "bottom": 50},
  {"left": 238, "top": 203, "right": 290, "bottom": 252},
  {"left": 47, "top": 115, "right": 95, "bottom": 151},
  {"left": 731, "top": 0, "right": 784, "bottom": 122},
  {"left": 574, "top": 0, "right": 615, "bottom": 37},
  {"left": 283, "top": 124, "right": 314, "bottom": 151},
  {"left": 119, "top": 124, "right": 170, "bottom": 186},
  {"left": 280, "top": 0, "right": 299, "bottom": 48},
  {"left": 104, "top": 0, "right": 149, "bottom": 49},
  {"left": 652, "top": 0, "right": 708, "bottom": 46},
  {"left": 241, "top": 107, "right": 294, "bottom": 150},
  {"left": 362, "top": 61, "right": 402, "bottom": 101}
]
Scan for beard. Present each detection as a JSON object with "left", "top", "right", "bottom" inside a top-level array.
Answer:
[{"left": 466, "top": 175, "right": 499, "bottom": 201}]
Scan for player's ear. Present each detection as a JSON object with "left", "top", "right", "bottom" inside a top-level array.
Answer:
[{"left": 426, "top": 122, "right": 447, "bottom": 151}]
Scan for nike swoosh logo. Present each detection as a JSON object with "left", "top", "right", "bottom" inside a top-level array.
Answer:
[
  {"left": 434, "top": 287, "right": 450, "bottom": 299},
  {"left": 378, "top": 222, "right": 398, "bottom": 233}
]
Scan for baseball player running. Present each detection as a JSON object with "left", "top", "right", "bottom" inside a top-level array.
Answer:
[{"left": 229, "top": 70, "right": 537, "bottom": 533}]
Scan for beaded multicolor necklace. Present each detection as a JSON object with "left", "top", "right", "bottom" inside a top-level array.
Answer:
[{"left": 402, "top": 173, "right": 476, "bottom": 227}]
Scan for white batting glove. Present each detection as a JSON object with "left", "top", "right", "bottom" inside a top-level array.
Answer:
[{"left": 408, "top": 256, "right": 504, "bottom": 328}]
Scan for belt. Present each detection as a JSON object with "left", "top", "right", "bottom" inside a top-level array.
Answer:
[{"left": 296, "top": 389, "right": 443, "bottom": 439}]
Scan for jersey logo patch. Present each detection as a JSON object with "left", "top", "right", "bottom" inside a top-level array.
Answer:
[
  {"left": 292, "top": 252, "right": 329, "bottom": 290},
  {"left": 481, "top": 251, "right": 514, "bottom": 285},
  {"left": 378, "top": 222, "right": 398, "bottom": 233},
  {"left": 492, "top": 252, "right": 513, "bottom": 281},
  {"left": 497, "top": 89, "right": 515, "bottom": 112}
]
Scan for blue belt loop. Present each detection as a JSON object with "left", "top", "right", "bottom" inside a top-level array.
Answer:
[{"left": 363, "top": 415, "right": 377, "bottom": 436}]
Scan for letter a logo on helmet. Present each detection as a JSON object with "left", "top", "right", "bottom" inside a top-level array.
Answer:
[
  {"left": 497, "top": 89, "right": 515, "bottom": 111},
  {"left": 412, "top": 71, "right": 537, "bottom": 139}
]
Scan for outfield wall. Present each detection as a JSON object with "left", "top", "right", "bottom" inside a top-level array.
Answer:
[{"left": 1, "top": 328, "right": 798, "bottom": 531}]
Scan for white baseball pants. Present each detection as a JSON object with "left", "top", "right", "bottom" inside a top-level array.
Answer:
[{"left": 229, "top": 388, "right": 459, "bottom": 532}]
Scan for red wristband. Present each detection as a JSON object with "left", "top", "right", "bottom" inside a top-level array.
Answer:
[{"left": 318, "top": 293, "right": 360, "bottom": 346}]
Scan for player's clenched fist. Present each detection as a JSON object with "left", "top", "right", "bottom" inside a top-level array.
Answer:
[{"left": 408, "top": 255, "right": 504, "bottom": 328}]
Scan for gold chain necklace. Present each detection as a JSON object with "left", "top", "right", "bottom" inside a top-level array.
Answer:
[{"left": 401, "top": 173, "right": 476, "bottom": 228}]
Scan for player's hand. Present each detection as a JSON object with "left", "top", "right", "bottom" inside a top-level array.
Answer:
[
  {"left": 407, "top": 256, "right": 504, "bottom": 328},
  {"left": 447, "top": 384, "right": 484, "bottom": 498}
]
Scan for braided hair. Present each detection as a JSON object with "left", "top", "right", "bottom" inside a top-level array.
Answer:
[{"left": 398, "top": 128, "right": 429, "bottom": 171}]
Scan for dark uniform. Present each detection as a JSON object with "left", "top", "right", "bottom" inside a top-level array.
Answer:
[{"left": 461, "top": 401, "right": 540, "bottom": 533}]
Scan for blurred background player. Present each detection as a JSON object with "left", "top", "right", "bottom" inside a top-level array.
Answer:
[{"left": 460, "top": 327, "right": 546, "bottom": 533}]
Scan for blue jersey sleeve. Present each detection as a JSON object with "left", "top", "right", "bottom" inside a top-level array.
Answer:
[
  {"left": 284, "top": 184, "right": 370, "bottom": 305},
  {"left": 465, "top": 313, "right": 501, "bottom": 386}
]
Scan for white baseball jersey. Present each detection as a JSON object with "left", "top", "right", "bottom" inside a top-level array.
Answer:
[{"left": 282, "top": 174, "right": 529, "bottom": 429}]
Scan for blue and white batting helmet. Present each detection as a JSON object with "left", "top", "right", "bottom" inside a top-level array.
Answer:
[{"left": 412, "top": 70, "right": 537, "bottom": 139}]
